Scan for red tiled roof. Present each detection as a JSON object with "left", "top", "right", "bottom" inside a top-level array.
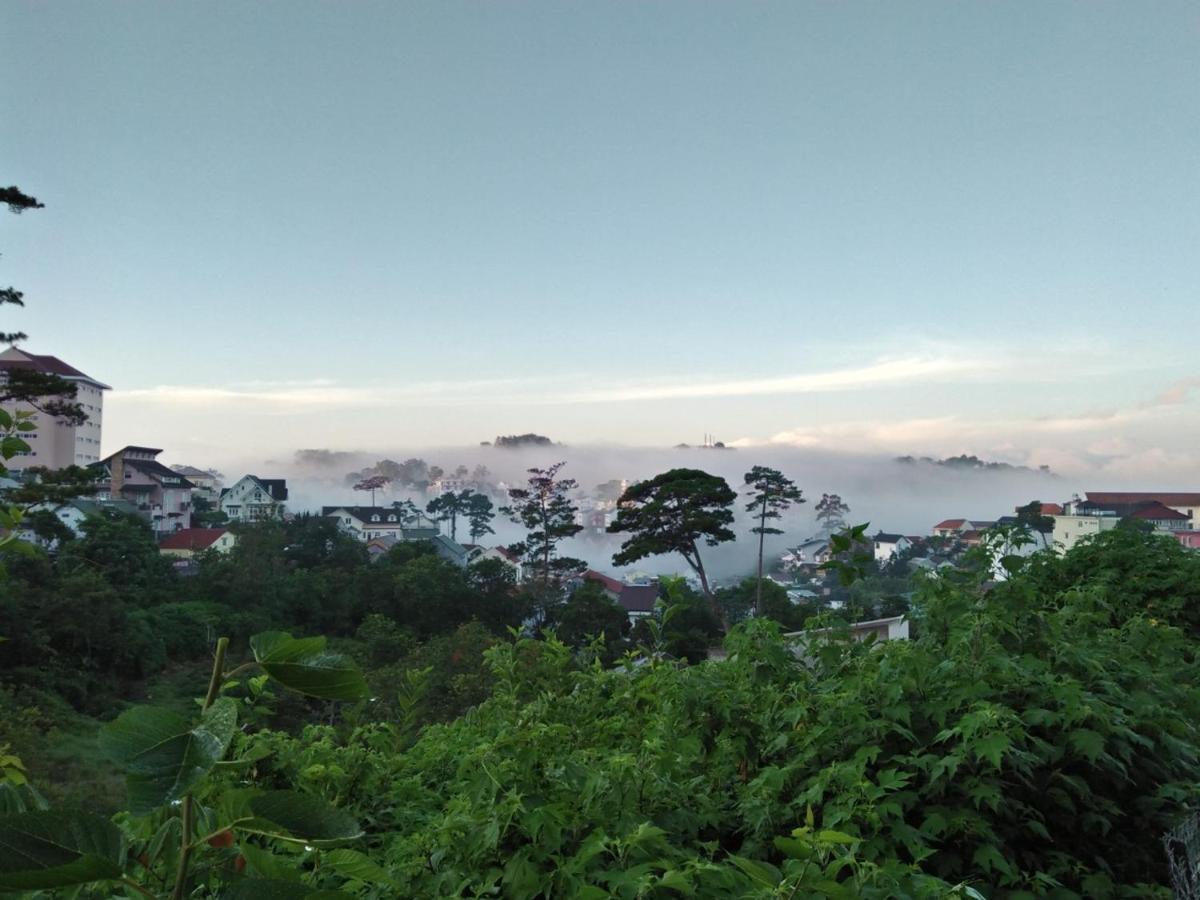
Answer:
[
  {"left": 1086, "top": 492, "right": 1200, "bottom": 507},
  {"left": 959, "top": 530, "right": 983, "bottom": 542},
  {"left": 934, "top": 518, "right": 966, "bottom": 530},
  {"left": 159, "top": 528, "right": 229, "bottom": 551},
  {"left": 1129, "top": 502, "right": 1189, "bottom": 521},
  {"left": 583, "top": 569, "right": 625, "bottom": 595}
]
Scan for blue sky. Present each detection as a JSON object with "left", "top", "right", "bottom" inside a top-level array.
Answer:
[{"left": 4, "top": 2, "right": 1198, "bottom": 475}]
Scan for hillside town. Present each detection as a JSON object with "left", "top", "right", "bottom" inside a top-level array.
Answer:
[{"left": 4, "top": 348, "right": 1198, "bottom": 632}]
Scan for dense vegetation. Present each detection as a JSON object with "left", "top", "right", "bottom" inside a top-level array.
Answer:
[{"left": 2, "top": 514, "right": 1198, "bottom": 896}]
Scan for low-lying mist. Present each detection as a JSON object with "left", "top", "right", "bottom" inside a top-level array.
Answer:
[{"left": 182, "top": 443, "right": 1070, "bottom": 584}]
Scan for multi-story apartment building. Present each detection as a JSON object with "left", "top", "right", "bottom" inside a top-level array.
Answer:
[
  {"left": 0, "top": 347, "right": 109, "bottom": 471},
  {"left": 91, "top": 446, "right": 194, "bottom": 534}
]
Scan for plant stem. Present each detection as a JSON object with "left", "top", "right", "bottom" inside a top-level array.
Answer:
[
  {"left": 203, "top": 637, "right": 230, "bottom": 710},
  {"left": 170, "top": 636, "right": 230, "bottom": 900}
]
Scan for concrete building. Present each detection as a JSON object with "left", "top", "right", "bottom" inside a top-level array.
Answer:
[
  {"left": 1067, "top": 492, "right": 1200, "bottom": 525},
  {"left": 1051, "top": 511, "right": 1121, "bottom": 552},
  {"left": 220, "top": 475, "right": 288, "bottom": 522},
  {"left": 0, "top": 348, "right": 110, "bottom": 471},
  {"left": 91, "top": 446, "right": 194, "bottom": 534}
]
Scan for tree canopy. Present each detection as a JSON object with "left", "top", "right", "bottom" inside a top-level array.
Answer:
[{"left": 608, "top": 468, "right": 736, "bottom": 624}]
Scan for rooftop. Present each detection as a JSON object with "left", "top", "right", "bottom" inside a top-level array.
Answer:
[
  {"left": 159, "top": 528, "right": 230, "bottom": 551},
  {"left": 1086, "top": 492, "right": 1200, "bottom": 507},
  {"left": 0, "top": 347, "right": 112, "bottom": 389}
]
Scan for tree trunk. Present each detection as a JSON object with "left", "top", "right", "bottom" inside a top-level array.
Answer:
[
  {"left": 690, "top": 541, "right": 727, "bottom": 632},
  {"left": 756, "top": 496, "right": 767, "bottom": 617}
]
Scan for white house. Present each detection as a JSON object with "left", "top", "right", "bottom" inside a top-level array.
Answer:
[
  {"left": 14, "top": 497, "right": 139, "bottom": 550},
  {"left": 468, "top": 544, "right": 525, "bottom": 582},
  {"left": 159, "top": 527, "right": 237, "bottom": 559},
  {"left": 786, "top": 615, "right": 910, "bottom": 658},
  {"left": 323, "top": 505, "right": 440, "bottom": 542},
  {"left": 872, "top": 532, "right": 911, "bottom": 563},
  {"left": 220, "top": 476, "right": 288, "bottom": 522}
]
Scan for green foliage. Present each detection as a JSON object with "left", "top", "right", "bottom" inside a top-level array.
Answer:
[
  {"left": 608, "top": 468, "right": 737, "bottom": 624},
  {"left": 99, "top": 699, "right": 238, "bottom": 815},
  {"left": 250, "top": 632, "right": 370, "bottom": 701},
  {"left": 0, "top": 631, "right": 370, "bottom": 897},
  {"left": 426, "top": 489, "right": 473, "bottom": 541},
  {"left": 230, "top": 538, "right": 1199, "bottom": 897},
  {"left": 551, "top": 579, "right": 631, "bottom": 657},
  {"left": 6, "top": 468, "right": 1200, "bottom": 897},
  {"left": 718, "top": 577, "right": 813, "bottom": 631},
  {"left": 743, "top": 465, "right": 806, "bottom": 616},
  {"left": 502, "top": 462, "right": 585, "bottom": 587},
  {"left": 0, "top": 810, "right": 125, "bottom": 890}
]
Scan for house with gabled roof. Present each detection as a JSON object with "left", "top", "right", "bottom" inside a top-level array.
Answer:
[
  {"left": 932, "top": 518, "right": 980, "bottom": 538},
  {"left": 159, "top": 527, "right": 236, "bottom": 559},
  {"left": 872, "top": 532, "right": 910, "bottom": 563},
  {"left": 323, "top": 505, "right": 438, "bottom": 542},
  {"left": 91, "top": 446, "right": 194, "bottom": 534},
  {"left": 468, "top": 544, "right": 525, "bottom": 582},
  {"left": 220, "top": 475, "right": 288, "bottom": 522},
  {"left": 579, "top": 569, "right": 660, "bottom": 621}
]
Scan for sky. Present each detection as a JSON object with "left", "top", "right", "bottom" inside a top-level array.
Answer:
[{"left": 4, "top": 1, "right": 1199, "bottom": 479}]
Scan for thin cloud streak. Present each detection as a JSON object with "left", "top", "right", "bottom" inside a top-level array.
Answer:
[
  {"left": 559, "top": 357, "right": 989, "bottom": 403},
  {"left": 110, "top": 355, "right": 1001, "bottom": 411}
]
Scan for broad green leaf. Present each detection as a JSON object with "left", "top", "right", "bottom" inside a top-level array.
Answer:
[
  {"left": 98, "top": 699, "right": 237, "bottom": 816},
  {"left": 727, "top": 855, "right": 781, "bottom": 888},
  {"left": 974, "top": 733, "right": 1011, "bottom": 770},
  {"left": 816, "top": 829, "right": 858, "bottom": 845},
  {"left": 0, "top": 811, "right": 124, "bottom": 890},
  {"left": 245, "top": 791, "right": 363, "bottom": 846},
  {"left": 240, "top": 844, "right": 302, "bottom": 882},
  {"left": 1068, "top": 728, "right": 1105, "bottom": 763},
  {"left": 322, "top": 848, "right": 396, "bottom": 886},
  {"left": 250, "top": 632, "right": 369, "bottom": 701}
]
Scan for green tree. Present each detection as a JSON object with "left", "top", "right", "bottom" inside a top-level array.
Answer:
[
  {"left": 717, "top": 576, "right": 812, "bottom": 631},
  {"left": 1015, "top": 500, "right": 1054, "bottom": 548},
  {"left": 465, "top": 491, "right": 496, "bottom": 543},
  {"left": 426, "top": 489, "right": 473, "bottom": 541},
  {"left": 1, "top": 186, "right": 86, "bottom": 423},
  {"left": 742, "top": 465, "right": 805, "bottom": 616},
  {"left": 190, "top": 494, "right": 229, "bottom": 527},
  {"left": 502, "top": 462, "right": 585, "bottom": 591},
  {"left": 466, "top": 556, "right": 528, "bottom": 632},
  {"left": 815, "top": 492, "right": 850, "bottom": 533},
  {"left": 608, "top": 468, "right": 736, "bottom": 626},
  {"left": 353, "top": 474, "right": 390, "bottom": 507},
  {"left": 550, "top": 579, "right": 630, "bottom": 654}
]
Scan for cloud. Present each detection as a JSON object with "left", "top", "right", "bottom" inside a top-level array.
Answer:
[
  {"left": 560, "top": 356, "right": 994, "bottom": 403},
  {"left": 1150, "top": 376, "right": 1200, "bottom": 407},
  {"left": 110, "top": 354, "right": 999, "bottom": 412}
]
